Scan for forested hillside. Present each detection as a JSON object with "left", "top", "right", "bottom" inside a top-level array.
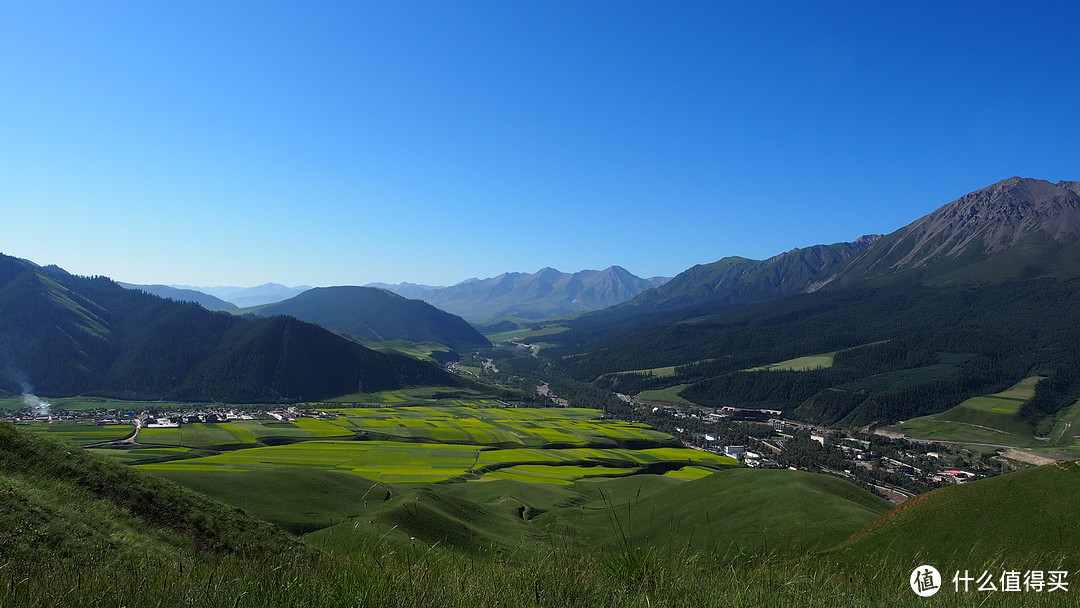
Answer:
[
  {"left": 251, "top": 286, "right": 490, "bottom": 350},
  {"left": 0, "top": 254, "right": 459, "bottom": 401}
]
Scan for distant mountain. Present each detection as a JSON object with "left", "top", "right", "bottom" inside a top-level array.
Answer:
[
  {"left": 609, "top": 236, "right": 881, "bottom": 315},
  {"left": 579, "top": 177, "right": 1080, "bottom": 322},
  {"left": 366, "top": 282, "right": 443, "bottom": 300},
  {"left": 832, "top": 177, "right": 1080, "bottom": 285},
  {"left": 408, "top": 266, "right": 670, "bottom": 322},
  {"left": 545, "top": 176, "right": 1080, "bottom": 428},
  {"left": 250, "top": 286, "right": 490, "bottom": 350},
  {"left": 0, "top": 254, "right": 457, "bottom": 401},
  {"left": 118, "top": 283, "right": 237, "bottom": 311},
  {"left": 177, "top": 283, "right": 312, "bottom": 307}
]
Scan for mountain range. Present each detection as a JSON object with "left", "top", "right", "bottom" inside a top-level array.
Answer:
[
  {"left": 173, "top": 283, "right": 312, "bottom": 308},
  {"left": 540, "top": 176, "right": 1080, "bottom": 429},
  {"left": 0, "top": 256, "right": 459, "bottom": 401},
  {"left": 376, "top": 266, "right": 670, "bottom": 322},
  {"left": 118, "top": 282, "right": 238, "bottom": 311},
  {"left": 248, "top": 286, "right": 490, "bottom": 351}
]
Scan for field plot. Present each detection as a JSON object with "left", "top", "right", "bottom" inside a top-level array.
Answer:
[
  {"left": 85, "top": 446, "right": 191, "bottom": 464},
  {"left": 136, "top": 418, "right": 354, "bottom": 449},
  {"left": 482, "top": 464, "right": 636, "bottom": 485},
  {"left": 475, "top": 446, "right": 735, "bottom": 469},
  {"left": 139, "top": 440, "right": 735, "bottom": 484},
  {"left": 20, "top": 421, "right": 134, "bottom": 445},
  {"left": 326, "top": 406, "right": 672, "bottom": 448},
  {"left": 139, "top": 441, "right": 481, "bottom": 483}
]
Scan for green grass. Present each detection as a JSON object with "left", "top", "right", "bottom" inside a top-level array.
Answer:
[
  {"left": 747, "top": 352, "right": 835, "bottom": 371},
  {"left": 6, "top": 421, "right": 1075, "bottom": 607},
  {"left": 135, "top": 418, "right": 355, "bottom": 449},
  {"left": 356, "top": 338, "right": 452, "bottom": 361},
  {"left": 900, "top": 377, "right": 1046, "bottom": 446},
  {"left": 838, "top": 461, "right": 1080, "bottom": 572},
  {"left": 19, "top": 421, "right": 134, "bottom": 445},
  {"left": 1047, "top": 399, "right": 1080, "bottom": 448},
  {"left": 485, "top": 325, "right": 569, "bottom": 343},
  {"left": 481, "top": 464, "right": 637, "bottom": 484},
  {"left": 634, "top": 384, "right": 694, "bottom": 405}
]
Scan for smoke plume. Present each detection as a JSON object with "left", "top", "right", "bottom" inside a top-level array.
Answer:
[{"left": 21, "top": 382, "right": 50, "bottom": 416}]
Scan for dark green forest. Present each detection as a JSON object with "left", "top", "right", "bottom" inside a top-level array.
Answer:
[
  {"left": 0, "top": 254, "right": 459, "bottom": 402},
  {"left": 535, "top": 278, "right": 1080, "bottom": 428}
]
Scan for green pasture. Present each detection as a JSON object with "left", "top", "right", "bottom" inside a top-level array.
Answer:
[
  {"left": 662, "top": 465, "right": 717, "bottom": 480},
  {"left": 613, "top": 358, "right": 716, "bottom": 378},
  {"left": 356, "top": 339, "right": 451, "bottom": 362},
  {"left": 747, "top": 352, "right": 835, "bottom": 372},
  {"left": 899, "top": 376, "right": 1045, "bottom": 446},
  {"left": 1047, "top": 399, "right": 1080, "bottom": 448},
  {"left": 481, "top": 464, "right": 636, "bottom": 485},
  {"left": 85, "top": 446, "right": 191, "bottom": 464},
  {"left": 634, "top": 384, "right": 694, "bottom": 406},
  {"left": 19, "top": 421, "right": 134, "bottom": 445},
  {"left": 485, "top": 325, "right": 568, "bottom": 343}
]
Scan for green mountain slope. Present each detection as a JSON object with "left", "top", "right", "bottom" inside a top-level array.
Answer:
[
  {"left": 612, "top": 236, "right": 880, "bottom": 314},
  {"left": 0, "top": 254, "right": 460, "bottom": 401},
  {"left": 838, "top": 461, "right": 1080, "bottom": 570},
  {"left": 0, "top": 421, "right": 306, "bottom": 563},
  {"left": 251, "top": 286, "right": 490, "bottom": 350}
]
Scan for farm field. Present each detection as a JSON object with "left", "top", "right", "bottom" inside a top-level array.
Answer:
[
  {"left": 136, "top": 418, "right": 355, "bottom": 448},
  {"left": 318, "top": 405, "right": 674, "bottom": 448},
  {"left": 22, "top": 400, "right": 740, "bottom": 552},
  {"left": 17, "top": 421, "right": 134, "bottom": 445},
  {"left": 137, "top": 440, "right": 735, "bottom": 484}
]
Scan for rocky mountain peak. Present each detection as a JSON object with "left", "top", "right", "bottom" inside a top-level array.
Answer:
[{"left": 888, "top": 177, "right": 1080, "bottom": 269}]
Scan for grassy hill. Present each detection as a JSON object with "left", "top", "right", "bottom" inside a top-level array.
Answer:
[
  {"left": 0, "top": 421, "right": 308, "bottom": 564},
  {"left": 897, "top": 377, "right": 1049, "bottom": 447},
  {"left": 837, "top": 461, "right": 1080, "bottom": 572},
  {"left": 4, "top": 420, "right": 1069, "bottom": 606}
]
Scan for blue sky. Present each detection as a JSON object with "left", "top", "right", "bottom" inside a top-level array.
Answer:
[{"left": 2, "top": 1, "right": 1078, "bottom": 287}]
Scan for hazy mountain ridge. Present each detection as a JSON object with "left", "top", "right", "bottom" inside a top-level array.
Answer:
[
  {"left": 250, "top": 286, "right": 491, "bottom": 350},
  {"left": 119, "top": 282, "right": 238, "bottom": 311},
  {"left": 177, "top": 283, "right": 312, "bottom": 307},
  {"left": 403, "top": 265, "right": 670, "bottom": 322},
  {"left": 364, "top": 281, "right": 442, "bottom": 300},
  {"left": 0, "top": 254, "right": 457, "bottom": 401}
]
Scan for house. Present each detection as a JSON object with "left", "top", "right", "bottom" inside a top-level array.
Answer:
[{"left": 723, "top": 445, "right": 746, "bottom": 459}]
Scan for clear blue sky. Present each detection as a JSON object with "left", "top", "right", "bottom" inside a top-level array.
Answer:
[{"left": 2, "top": 1, "right": 1078, "bottom": 287}]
